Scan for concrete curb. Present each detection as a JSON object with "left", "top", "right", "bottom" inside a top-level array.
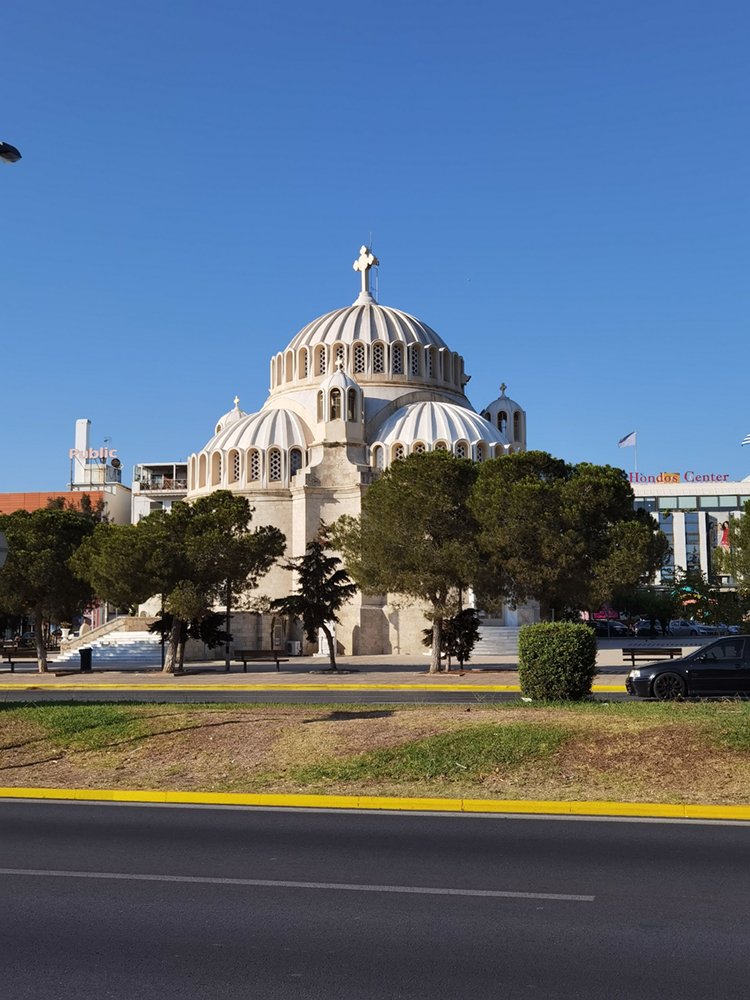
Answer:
[
  {"left": 0, "top": 683, "right": 625, "bottom": 693},
  {"left": 0, "top": 786, "right": 747, "bottom": 821}
]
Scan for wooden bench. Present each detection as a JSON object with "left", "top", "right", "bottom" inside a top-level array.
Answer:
[
  {"left": 622, "top": 647, "right": 683, "bottom": 668},
  {"left": 232, "top": 649, "right": 289, "bottom": 672},
  {"left": 1, "top": 649, "right": 40, "bottom": 672}
]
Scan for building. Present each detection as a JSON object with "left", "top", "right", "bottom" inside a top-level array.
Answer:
[
  {"left": 631, "top": 471, "right": 750, "bottom": 585},
  {"left": 186, "top": 246, "right": 528, "bottom": 654},
  {"left": 132, "top": 462, "right": 188, "bottom": 522}
]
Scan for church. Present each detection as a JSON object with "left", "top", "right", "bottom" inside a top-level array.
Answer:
[{"left": 186, "top": 247, "right": 528, "bottom": 655}]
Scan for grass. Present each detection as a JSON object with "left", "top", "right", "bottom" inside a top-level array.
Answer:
[
  {"left": 0, "top": 699, "right": 749, "bottom": 804},
  {"left": 293, "top": 722, "right": 570, "bottom": 783}
]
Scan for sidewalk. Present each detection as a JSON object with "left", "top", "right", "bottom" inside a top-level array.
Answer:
[{"left": 0, "top": 648, "right": 646, "bottom": 689}]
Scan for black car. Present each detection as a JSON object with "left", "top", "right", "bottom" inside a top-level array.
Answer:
[
  {"left": 585, "top": 620, "right": 632, "bottom": 638},
  {"left": 626, "top": 636, "right": 750, "bottom": 699}
]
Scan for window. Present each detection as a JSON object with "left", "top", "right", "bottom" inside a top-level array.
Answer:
[
  {"left": 513, "top": 412, "right": 521, "bottom": 440},
  {"left": 476, "top": 444, "right": 484, "bottom": 462},
  {"left": 677, "top": 496, "right": 698, "bottom": 509},
  {"left": 268, "top": 449, "right": 282, "bottom": 481},
  {"left": 285, "top": 351, "right": 294, "bottom": 382},
  {"left": 198, "top": 454, "right": 207, "bottom": 488},
  {"left": 330, "top": 388, "right": 342, "bottom": 420},
  {"left": 392, "top": 343, "right": 403, "bottom": 375},
  {"left": 497, "top": 410, "right": 508, "bottom": 433},
  {"left": 315, "top": 346, "right": 326, "bottom": 376},
  {"left": 373, "top": 446, "right": 384, "bottom": 470},
  {"left": 228, "top": 449, "right": 240, "bottom": 484},
  {"left": 211, "top": 452, "right": 222, "bottom": 486},
  {"left": 347, "top": 388, "right": 357, "bottom": 421},
  {"left": 247, "top": 450, "right": 260, "bottom": 482},
  {"left": 373, "top": 342, "right": 385, "bottom": 374},
  {"left": 426, "top": 350, "right": 434, "bottom": 378},
  {"left": 434, "top": 441, "right": 447, "bottom": 451},
  {"left": 413, "top": 442, "right": 425, "bottom": 454},
  {"left": 335, "top": 343, "right": 346, "bottom": 370},
  {"left": 455, "top": 442, "right": 467, "bottom": 459},
  {"left": 393, "top": 443, "right": 405, "bottom": 461},
  {"left": 317, "top": 391, "right": 324, "bottom": 422},
  {"left": 290, "top": 448, "right": 302, "bottom": 476},
  {"left": 409, "top": 346, "right": 420, "bottom": 376},
  {"left": 299, "top": 348, "right": 309, "bottom": 378},
  {"left": 353, "top": 343, "right": 366, "bottom": 374}
]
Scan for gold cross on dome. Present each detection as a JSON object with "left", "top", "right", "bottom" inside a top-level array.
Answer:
[{"left": 353, "top": 245, "right": 379, "bottom": 295}]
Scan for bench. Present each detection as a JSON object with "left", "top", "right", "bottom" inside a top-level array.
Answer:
[
  {"left": 1, "top": 649, "right": 40, "bottom": 672},
  {"left": 622, "top": 647, "right": 683, "bottom": 668},
  {"left": 231, "top": 649, "right": 289, "bottom": 672}
]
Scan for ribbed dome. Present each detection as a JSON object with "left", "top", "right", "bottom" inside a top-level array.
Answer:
[
  {"left": 319, "top": 363, "right": 361, "bottom": 395},
  {"left": 214, "top": 397, "right": 248, "bottom": 435},
  {"left": 203, "top": 407, "right": 310, "bottom": 453},
  {"left": 374, "top": 401, "right": 508, "bottom": 448},
  {"left": 285, "top": 302, "right": 449, "bottom": 353}
]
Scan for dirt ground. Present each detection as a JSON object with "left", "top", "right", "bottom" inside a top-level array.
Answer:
[{"left": 1, "top": 702, "right": 749, "bottom": 805}]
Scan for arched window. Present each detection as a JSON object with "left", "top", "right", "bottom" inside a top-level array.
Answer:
[
  {"left": 275, "top": 354, "right": 283, "bottom": 386},
  {"left": 290, "top": 448, "right": 303, "bottom": 477},
  {"left": 476, "top": 444, "right": 484, "bottom": 462},
  {"left": 480, "top": 410, "right": 490, "bottom": 421},
  {"left": 507, "top": 446, "right": 515, "bottom": 455},
  {"left": 268, "top": 448, "right": 282, "bottom": 482},
  {"left": 299, "top": 347, "right": 309, "bottom": 379},
  {"left": 497, "top": 410, "right": 508, "bottom": 433},
  {"left": 189, "top": 456, "right": 196, "bottom": 490},
  {"left": 372, "top": 446, "right": 384, "bottom": 470},
  {"left": 334, "top": 343, "right": 346, "bottom": 370},
  {"left": 285, "top": 351, "right": 294, "bottom": 382},
  {"left": 317, "top": 391, "right": 324, "bottom": 422},
  {"left": 434, "top": 440, "right": 447, "bottom": 451},
  {"left": 413, "top": 442, "right": 426, "bottom": 454},
  {"left": 347, "top": 388, "right": 357, "bottom": 421},
  {"left": 426, "top": 349, "right": 434, "bottom": 379},
  {"left": 513, "top": 412, "right": 521, "bottom": 440},
  {"left": 455, "top": 442, "right": 467, "bottom": 459},
  {"left": 228, "top": 449, "right": 240, "bottom": 484},
  {"left": 198, "top": 454, "right": 207, "bottom": 488},
  {"left": 247, "top": 449, "right": 260, "bottom": 482},
  {"left": 211, "top": 452, "right": 222, "bottom": 486},
  {"left": 494, "top": 444, "right": 504, "bottom": 458},
  {"left": 315, "top": 345, "right": 326, "bottom": 376},
  {"left": 392, "top": 343, "right": 403, "bottom": 375},
  {"left": 409, "top": 346, "right": 420, "bottom": 377},
  {"left": 353, "top": 343, "right": 366, "bottom": 374},
  {"left": 452, "top": 355, "right": 460, "bottom": 385},
  {"left": 372, "top": 342, "right": 385, "bottom": 374},
  {"left": 330, "top": 388, "right": 342, "bottom": 420},
  {"left": 393, "top": 443, "right": 405, "bottom": 462}
]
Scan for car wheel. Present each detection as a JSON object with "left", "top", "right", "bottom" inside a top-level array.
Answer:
[{"left": 652, "top": 672, "right": 687, "bottom": 701}]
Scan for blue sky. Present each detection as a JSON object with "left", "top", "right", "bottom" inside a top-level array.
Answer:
[{"left": 2, "top": 0, "right": 748, "bottom": 491}]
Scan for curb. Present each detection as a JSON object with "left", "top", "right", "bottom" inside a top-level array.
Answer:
[
  {"left": 0, "top": 786, "right": 747, "bottom": 822},
  {"left": 0, "top": 683, "right": 625, "bottom": 693}
]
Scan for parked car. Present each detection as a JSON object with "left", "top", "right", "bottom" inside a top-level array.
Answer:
[
  {"left": 632, "top": 619, "right": 665, "bottom": 637},
  {"left": 626, "top": 636, "right": 750, "bottom": 699},
  {"left": 583, "top": 620, "right": 632, "bottom": 638},
  {"left": 689, "top": 620, "right": 720, "bottom": 635},
  {"left": 668, "top": 619, "right": 701, "bottom": 636}
]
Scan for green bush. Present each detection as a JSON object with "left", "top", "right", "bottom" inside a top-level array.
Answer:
[{"left": 518, "top": 622, "right": 597, "bottom": 700}]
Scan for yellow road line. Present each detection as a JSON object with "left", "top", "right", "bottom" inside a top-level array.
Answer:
[
  {"left": 0, "top": 683, "right": 624, "bottom": 692},
  {"left": 0, "top": 786, "right": 746, "bottom": 821}
]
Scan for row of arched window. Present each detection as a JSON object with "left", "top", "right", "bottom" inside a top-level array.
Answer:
[
  {"left": 189, "top": 447, "right": 305, "bottom": 490},
  {"left": 317, "top": 386, "right": 360, "bottom": 422},
  {"left": 270, "top": 342, "right": 464, "bottom": 390},
  {"left": 370, "top": 441, "right": 515, "bottom": 469}
]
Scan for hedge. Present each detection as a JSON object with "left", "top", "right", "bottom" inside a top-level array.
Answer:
[{"left": 518, "top": 622, "right": 597, "bottom": 700}]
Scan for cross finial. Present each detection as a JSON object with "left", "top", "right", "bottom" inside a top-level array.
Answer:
[
  {"left": 499, "top": 382, "right": 507, "bottom": 396},
  {"left": 353, "top": 245, "right": 379, "bottom": 297},
  {"left": 233, "top": 395, "right": 240, "bottom": 408}
]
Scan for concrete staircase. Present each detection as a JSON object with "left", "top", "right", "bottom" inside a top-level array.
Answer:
[
  {"left": 54, "top": 630, "right": 162, "bottom": 669},
  {"left": 476, "top": 625, "right": 521, "bottom": 656}
]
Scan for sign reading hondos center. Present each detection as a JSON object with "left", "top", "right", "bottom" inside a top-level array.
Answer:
[{"left": 628, "top": 472, "right": 730, "bottom": 484}]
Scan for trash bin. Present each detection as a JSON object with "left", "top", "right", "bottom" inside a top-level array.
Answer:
[{"left": 79, "top": 647, "right": 93, "bottom": 672}]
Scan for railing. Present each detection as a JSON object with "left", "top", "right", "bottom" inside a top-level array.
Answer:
[{"left": 135, "top": 479, "right": 188, "bottom": 491}]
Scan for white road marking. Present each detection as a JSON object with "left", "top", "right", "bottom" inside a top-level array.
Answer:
[{"left": 0, "top": 868, "right": 593, "bottom": 902}]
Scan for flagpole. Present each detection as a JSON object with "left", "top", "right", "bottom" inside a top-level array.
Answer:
[{"left": 634, "top": 433, "right": 638, "bottom": 477}]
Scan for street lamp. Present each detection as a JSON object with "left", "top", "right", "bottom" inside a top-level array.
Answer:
[{"left": 0, "top": 142, "right": 22, "bottom": 164}]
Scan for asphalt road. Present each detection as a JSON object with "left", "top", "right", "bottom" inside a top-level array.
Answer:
[{"left": 0, "top": 802, "right": 747, "bottom": 998}]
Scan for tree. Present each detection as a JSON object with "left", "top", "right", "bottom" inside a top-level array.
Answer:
[
  {"left": 0, "top": 501, "right": 102, "bottom": 671},
  {"left": 334, "top": 451, "right": 483, "bottom": 673},
  {"left": 271, "top": 528, "right": 357, "bottom": 671},
  {"left": 422, "top": 607, "right": 481, "bottom": 669},
  {"left": 74, "top": 492, "right": 285, "bottom": 673},
  {"left": 470, "top": 452, "right": 667, "bottom": 618}
]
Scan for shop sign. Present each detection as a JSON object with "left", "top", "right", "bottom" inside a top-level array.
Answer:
[{"left": 628, "top": 471, "right": 730, "bottom": 484}]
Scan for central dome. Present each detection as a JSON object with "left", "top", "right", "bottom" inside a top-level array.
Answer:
[{"left": 284, "top": 301, "right": 449, "bottom": 354}]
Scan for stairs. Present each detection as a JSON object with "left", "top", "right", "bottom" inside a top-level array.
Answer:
[
  {"left": 477, "top": 626, "right": 521, "bottom": 656},
  {"left": 53, "top": 631, "right": 162, "bottom": 669}
]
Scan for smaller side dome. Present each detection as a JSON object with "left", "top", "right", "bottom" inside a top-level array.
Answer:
[
  {"left": 371, "top": 401, "right": 509, "bottom": 467},
  {"left": 215, "top": 396, "right": 247, "bottom": 435},
  {"left": 317, "top": 362, "right": 363, "bottom": 425},
  {"left": 481, "top": 383, "right": 526, "bottom": 449}
]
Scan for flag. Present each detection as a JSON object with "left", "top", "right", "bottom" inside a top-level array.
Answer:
[
  {"left": 618, "top": 431, "right": 637, "bottom": 448},
  {"left": 742, "top": 433, "right": 750, "bottom": 446}
]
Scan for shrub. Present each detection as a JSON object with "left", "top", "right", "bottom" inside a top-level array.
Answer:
[{"left": 518, "top": 622, "right": 597, "bottom": 700}]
